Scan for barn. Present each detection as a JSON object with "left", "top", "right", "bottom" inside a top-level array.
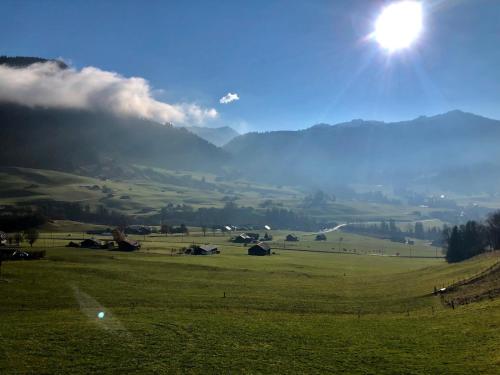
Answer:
[
  {"left": 232, "top": 233, "right": 253, "bottom": 243},
  {"left": 117, "top": 238, "right": 141, "bottom": 251},
  {"left": 248, "top": 242, "right": 271, "bottom": 256},
  {"left": 285, "top": 234, "right": 298, "bottom": 242},
  {"left": 191, "top": 244, "right": 218, "bottom": 255}
]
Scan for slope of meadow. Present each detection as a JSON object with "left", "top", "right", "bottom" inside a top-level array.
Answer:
[{"left": 1, "top": 232, "right": 499, "bottom": 374}]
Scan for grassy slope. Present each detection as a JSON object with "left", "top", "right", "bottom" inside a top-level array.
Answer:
[
  {"left": 0, "top": 166, "right": 450, "bottom": 222},
  {"left": 0, "top": 166, "right": 301, "bottom": 213},
  {"left": 1, "top": 233, "right": 499, "bottom": 374}
]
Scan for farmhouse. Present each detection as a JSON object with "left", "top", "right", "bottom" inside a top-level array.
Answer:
[
  {"left": 248, "top": 242, "right": 271, "bottom": 256},
  {"left": 190, "top": 244, "right": 218, "bottom": 255},
  {"left": 80, "top": 238, "right": 101, "bottom": 249},
  {"left": 285, "top": 234, "right": 298, "bottom": 242},
  {"left": 117, "top": 238, "right": 141, "bottom": 251}
]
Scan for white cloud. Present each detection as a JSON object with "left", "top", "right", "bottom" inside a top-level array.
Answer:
[
  {"left": 219, "top": 92, "right": 239, "bottom": 104},
  {"left": 0, "top": 61, "right": 218, "bottom": 125}
]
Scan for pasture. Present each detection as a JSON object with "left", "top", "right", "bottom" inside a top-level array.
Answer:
[{"left": 1, "top": 231, "right": 499, "bottom": 374}]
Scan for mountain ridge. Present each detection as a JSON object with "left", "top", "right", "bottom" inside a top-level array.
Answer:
[
  {"left": 224, "top": 110, "right": 500, "bottom": 192},
  {"left": 0, "top": 103, "right": 228, "bottom": 174}
]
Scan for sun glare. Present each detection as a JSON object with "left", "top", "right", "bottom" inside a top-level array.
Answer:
[{"left": 374, "top": 1, "right": 423, "bottom": 52}]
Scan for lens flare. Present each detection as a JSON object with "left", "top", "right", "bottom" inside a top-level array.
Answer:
[{"left": 374, "top": 1, "right": 423, "bottom": 51}]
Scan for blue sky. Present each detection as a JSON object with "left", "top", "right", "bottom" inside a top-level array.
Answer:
[{"left": 1, "top": 0, "right": 499, "bottom": 131}]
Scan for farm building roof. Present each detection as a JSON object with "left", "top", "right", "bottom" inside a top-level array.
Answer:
[
  {"left": 252, "top": 242, "right": 270, "bottom": 251},
  {"left": 199, "top": 244, "right": 218, "bottom": 252}
]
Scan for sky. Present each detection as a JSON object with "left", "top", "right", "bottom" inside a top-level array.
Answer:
[{"left": 1, "top": 0, "right": 499, "bottom": 132}]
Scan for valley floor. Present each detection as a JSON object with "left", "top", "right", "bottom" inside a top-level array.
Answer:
[{"left": 1, "top": 232, "right": 499, "bottom": 374}]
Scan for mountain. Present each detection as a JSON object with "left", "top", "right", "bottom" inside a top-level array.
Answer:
[
  {"left": 224, "top": 111, "right": 500, "bottom": 193},
  {"left": 0, "top": 103, "right": 228, "bottom": 174},
  {"left": 184, "top": 126, "right": 240, "bottom": 146}
]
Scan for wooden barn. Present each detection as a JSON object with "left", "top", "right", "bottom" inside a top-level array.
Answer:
[
  {"left": 190, "top": 244, "right": 218, "bottom": 255},
  {"left": 285, "top": 234, "right": 298, "bottom": 242},
  {"left": 232, "top": 233, "right": 253, "bottom": 244},
  {"left": 248, "top": 242, "right": 271, "bottom": 256},
  {"left": 117, "top": 238, "right": 141, "bottom": 251}
]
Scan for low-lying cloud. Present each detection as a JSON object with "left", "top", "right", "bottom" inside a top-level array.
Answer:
[
  {"left": 0, "top": 61, "right": 218, "bottom": 125},
  {"left": 219, "top": 92, "right": 239, "bottom": 104}
]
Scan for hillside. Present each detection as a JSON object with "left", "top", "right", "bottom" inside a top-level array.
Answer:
[
  {"left": 0, "top": 103, "right": 228, "bottom": 173},
  {"left": 225, "top": 111, "right": 500, "bottom": 193},
  {"left": 184, "top": 125, "right": 239, "bottom": 146}
]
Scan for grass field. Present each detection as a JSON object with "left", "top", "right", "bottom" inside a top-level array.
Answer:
[
  {"left": 0, "top": 166, "right": 453, "bottom": 222},
  {"left": 1, "top": 231, "right": 499, "bottom": 374}
]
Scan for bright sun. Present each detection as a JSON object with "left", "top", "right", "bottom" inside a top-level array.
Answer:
[{"left": 374, "top": 1, "right": 423, "bottom": 52}]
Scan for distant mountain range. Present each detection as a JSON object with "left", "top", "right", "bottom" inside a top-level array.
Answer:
[
  {"left": 184, "top": 125, "right": 239, "bottom": 147},
  {"left": 2, "top": 56, "right": 500, "bottom": 194},
  {"left": 224, "top": 111, "right": 500, "bottom": 193},
  {"left": 2, "top": 102, "right": 500, "bottom": 193}
]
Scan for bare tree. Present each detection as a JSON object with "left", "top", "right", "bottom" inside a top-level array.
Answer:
[
  {"left": 112, "top": 228, "right": 126, "bottom": 243},
  {"left": 23, "top": 229, "right": 39, "bottom": 247}
]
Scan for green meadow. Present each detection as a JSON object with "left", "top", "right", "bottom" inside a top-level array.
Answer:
[
  {"left": 0, "top": 166, "right": 449, "bottom": 222},
  {"left": 1, "top": 230, "right": 499, "bottom": 374}
]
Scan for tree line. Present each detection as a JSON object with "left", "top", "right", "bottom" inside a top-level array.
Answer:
[
  {"left": 444, "top": 211, "right": 500, "bottom": 263},
  {"left": 343, "top": 220, "right": 443, "bottom": 243},
  {"left": 158, "top": 201, "right": 327, "bottom": 231}
]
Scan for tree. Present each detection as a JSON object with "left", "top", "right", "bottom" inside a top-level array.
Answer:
[
  {"left": 445, "top": 226, "right": 463, "bottom": 263},
  {"left": 201, "top": 225, "right": 207, "bottom": 237},
  {"left": 487, "top": 210, "right": 500, "bottom": 250},
  {"left": 445, "top": 221, "right": 488, "bottom": 263},
  {"left": 179, "top": 224, "right": 189, "bottom": 235},
  {"left": 14, "top": 233, "right": 23, "bottom": 246},
  {"left": 112, "top": 228, "right": 126, "bottom": 243},
  {"left": 414, "top": 222, "right": 425, "bottom": 239},
  {"left": 160, "top": 224, "right": 170, "bottom": 236},
  {"left": 389, "top": 219, "right": 398, "bottom": 234},
  {"left": 23, "top": 228, "right": 39, "bottom": 247}
]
